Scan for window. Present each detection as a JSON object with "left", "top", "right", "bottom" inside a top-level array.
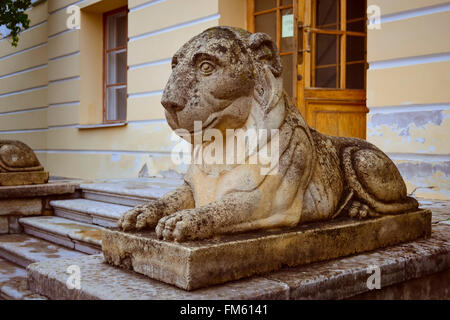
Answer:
[
  {"left": 249, "top": 0, "right": 296, "bottom": 98},
  {"left": 103, "top": 7, "right": 128, "bottom": 122},
  {"left": 310, "top": 0, "right": 367, "bottom": 89}
]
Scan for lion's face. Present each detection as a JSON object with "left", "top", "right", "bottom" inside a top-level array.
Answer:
[{"left": 161, "top": 28, "right": 258, "bottom": 136}]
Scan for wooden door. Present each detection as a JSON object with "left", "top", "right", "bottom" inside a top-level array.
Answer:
[{"left": 248, "top": 0, "right": 368, "bottom": 139}]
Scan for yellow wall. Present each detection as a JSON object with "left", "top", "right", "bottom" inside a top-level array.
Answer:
[
  {"left": 1, "top": 0, "right": 447, "bottom": 201},
  {"left": 367, "top": 0, "right": 450, "bottom": 199},
  {"left": 0, "top": 0, "right": 247, "bottom": 181}
]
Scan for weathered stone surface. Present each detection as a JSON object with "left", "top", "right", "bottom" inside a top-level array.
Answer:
[
  {"left": 103, "top": 209, "right": 431, "bottom": 290},
  {"left": 0, "top": 198, "right": 42, "bottom": 216},
  {"left": 27, "top": 255, "right": 289, "bottom": 300},
  {"left": 1, "top": 277, "right": 47, "bottom": 300},
  {"left": 0, "top": 180, "right": 79, "bottom": 199},
  {"left": 267, "top": 224, "right": 450, "bottom": 299},
  {"left": 418, "top": 198, "right": 450, "bottom": 223},
  {"left": 0, "top": 171, "right": 49, "bottom": 186},
  {"left": 0, "top": 217, "right": 8, "bottom": 234},
  {"left": 8, "top": 216, "right": 23, "bottom": 234},
  {"left": 350, "top": 268, "right": 450, "bottom": 300},
  {"left": 51, "top": 199, "right": 132, "bottom": 228},
  {"left": 0, "top": 234, "right": 85, "bottom": 268},
  {"left": 27, "top": 223, "right": 448, "bottom": 300},
  {"left": 118, "top": 26, "right": 420, "bottom": 242},
  {"left": 20, "top": 216, "right": 102, "bottom": 254},
  {"left": 0, "top": 257, "right": 47, "bottom": 300},
  {"left": 0, "top": 140, "right": 49, "bottom": 187},
  {"left": 81, "top": 178, "right": 183, "bottom": 206}
]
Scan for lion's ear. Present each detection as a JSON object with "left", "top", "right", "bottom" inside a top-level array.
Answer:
[{"left": 249, "top": 32, "right": 282, "bottom": 77}]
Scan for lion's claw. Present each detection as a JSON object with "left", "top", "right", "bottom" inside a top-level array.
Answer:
[
  {"left": 117, "top": 203, "right": 163, "bottom": 231},
  {"left": 155, "top": 209, "right": 211, "bottom": 242}
]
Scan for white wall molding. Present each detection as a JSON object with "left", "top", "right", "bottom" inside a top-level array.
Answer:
[
  {"left": 0, "top": 42, "right": 47, "bottom": 61},
  {"left": 0, "top": 64, "right": 48, "bottom": 80},
  {"left": 369, "top": 52, "right": 450, "bottom": 70},
  {"left": 387, "top": 153, "right": 450, "bottom": 162},
  {"left": 380, "top": 2, "right": 450, "bottom": 24},
  {"left": 369, "top": 103, "right": 450, "bottom": 114},
  {"left": 129, "top": 0, "right": 166, "bottom": 13},
  {"left": 129, "top": 13, "right": 220, "bottom": 42}
]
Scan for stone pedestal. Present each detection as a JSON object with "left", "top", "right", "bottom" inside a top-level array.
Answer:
[
  {"left": 0, "top": 171, "right": 49, "bottom": 187},
  {"left": 102, "top": 209, "right": 431, "bottom": 291},
  {"left": 0, "top": 181, "right": 80, "bottom": 234}
]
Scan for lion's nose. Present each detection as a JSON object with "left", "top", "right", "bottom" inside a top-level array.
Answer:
[{"left": 161, "top": 98, "right": 184, "bottom": 113}]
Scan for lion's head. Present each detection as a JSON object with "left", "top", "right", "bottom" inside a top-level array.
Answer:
[{"left": 161, "top": 26, "right": 284, "bottom": 139}]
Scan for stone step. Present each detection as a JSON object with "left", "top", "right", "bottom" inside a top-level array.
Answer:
[
  {"left": 50, "top": 199, "right": 132, "bottom": 228},
  {"left": 26, "top": 255, "right": 289, "bottom": 300},
  {"left": 19, "top": 216, "right": 103, "bottom": 255},
  {"left": 0, "top": 257, "right": 46, "bottom": 300},
  {"left": 0, "top": 234, "right": 85, "bottom": 268},
  {"left": 80, "top": 177, "right": 183, "bottom": 206},
  {"left": 26, "top": 225, "right": 450, "bottom": 300}
]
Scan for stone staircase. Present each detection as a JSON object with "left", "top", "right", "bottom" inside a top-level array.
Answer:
[{"left": 0, "top": 178, "right": 182, "bottom": 300}]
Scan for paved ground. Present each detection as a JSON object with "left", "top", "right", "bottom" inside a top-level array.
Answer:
[{"left": 418, "top": 198, "right": 450, "bottom": 224}]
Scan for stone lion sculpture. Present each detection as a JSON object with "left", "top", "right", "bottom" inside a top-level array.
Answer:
[{"left": 118, "top": 26, "right": 418, "bottom": 241}]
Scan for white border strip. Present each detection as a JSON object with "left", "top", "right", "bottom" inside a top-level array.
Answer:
[
  {"left": 369, "top": 52, "right": 450, "bottom": 70},
  {"left": 48, "top": 124, "right": 79, "bottom": 130},
  {"left": 0, "top": 42, "right": 47, "bottom": 61},
  {"left": 0, "top": 106, "right": 48, "bottom": 116},
  {"left": 0, "top": 128, "right": 47, "bottom": 134},
  {"left": 0, "top": 119, "right": 167, "bottom": 134},
  {"left": 49, "top": 51, "right": 80, "bottom": 62},
  {"left": 34, "top": 149, "right": 171, "bottom": 156},
  {"left": 129, "top": 58, "right": 172, "bottom": 70},
  {"left": 48, "top": 29, "right": 75, "bottom": 40},
  {"left": 128, "top": 90, "right": 163, "bottom": 99},
  {"left": 129, "top": 13, "right": 220, "bottom": 42},
  {"left": 128, "top": 119, "right": 166, "bottom": 125},
  {"left": 380, "top": 2, "right": 450, "bottom": 24},
  {"left": 0, "top": 21, "right": 47, "bottom": 43},
  {"left": 129, "top": 0, "right": 165, "bottom": 13},
  {"left": 49, "top": 101, "right": 80, "bottom": 108},
  {"left": 0, "top": 64, "right": 47, "bottom": 80},
  {"left": 387, "top": 153, "right": 450, "bottom": 162},
  {"left": 49, "top": 76, "right": 81, "bottom": 84},
  {"left": 0, "top": 85, "right": 47, "bottom": 98},
  {"left": 369, "top": 103, "right": 450, "bottom": 114},
  {"left": 49, "top": 0, "right": 88, "bottom": 14}
]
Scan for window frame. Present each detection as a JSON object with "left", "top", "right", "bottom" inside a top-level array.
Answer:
[
  {"left": 309, "top": 0, "right": 367, "bottom": 89},
  {"left": 247, "top": 0, "right": 298, "bottom": 101},
  {"left": 103, "top": 6, "right": 129, "bottom": 124}
]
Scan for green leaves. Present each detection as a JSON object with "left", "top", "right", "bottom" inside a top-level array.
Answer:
[{"left": 0, "top": 0, "right": 32, "bottom": 47}]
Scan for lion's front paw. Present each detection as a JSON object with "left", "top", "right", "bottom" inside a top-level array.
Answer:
[
  {"left": 117, "top": 202, "right": 163, "bottom": 231},
  {"left": 155, "top": 209, "right": 212, "bottom": 242}
]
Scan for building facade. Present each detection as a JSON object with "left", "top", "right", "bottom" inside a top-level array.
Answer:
[{"left": 0, "top": 0, "right": 448, "bottom": 200}]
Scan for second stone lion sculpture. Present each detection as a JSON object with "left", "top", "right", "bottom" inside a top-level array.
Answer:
[{"left": 118, "top": 26, "right": 418, "bottom": 241}]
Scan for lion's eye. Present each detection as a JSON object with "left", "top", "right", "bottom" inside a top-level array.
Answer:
[{"left": 199, "top": 61, "right": 215, "bottom": 75}]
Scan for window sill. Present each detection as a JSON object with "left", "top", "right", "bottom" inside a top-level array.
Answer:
[{"left": 77, "top": 122, "right": 128, "bottom": 130}]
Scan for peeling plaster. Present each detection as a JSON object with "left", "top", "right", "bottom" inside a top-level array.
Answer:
[
  {"left": 369, "top": 110, "right": 447, "bottom": 137},
  {"left": 395, "top": 160, "right": 450, "bottom": 200}
]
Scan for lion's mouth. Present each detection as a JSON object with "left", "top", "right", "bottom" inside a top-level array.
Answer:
[{"left": 188, "top": 116, "right": 219, "bottom": 134}]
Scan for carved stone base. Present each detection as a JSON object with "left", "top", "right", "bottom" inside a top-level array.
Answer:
[
  {"left": 102, "top": 209, "right": 431, "bottom": 291},
  {"left": 0, "top": 171, "right": 49, "bottom": 186}
]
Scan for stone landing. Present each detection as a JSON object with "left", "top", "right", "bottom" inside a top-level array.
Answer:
[
  {"left": 27, "top": 222, "right": 449, "bottom": 300},
  {"left": 102, "top": 209, "right": 431, "bottom": 291}
]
